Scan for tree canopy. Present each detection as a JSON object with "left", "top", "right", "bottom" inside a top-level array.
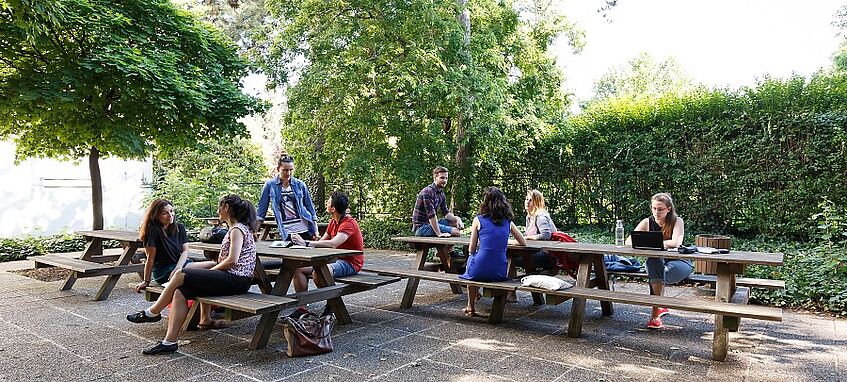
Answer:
[
  {"left": 0, "top": 0, "right": 261, "bottom": 228},
  {"left": 255, "top": 0, "right": 581, "bottom": 215},
  {"left": 591, "top": 52, "right": 694, "bottom": 102}
]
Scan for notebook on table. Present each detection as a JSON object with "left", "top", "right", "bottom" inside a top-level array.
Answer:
[{"left": 630, "top": 231, "right": 665, "bottom": 250}]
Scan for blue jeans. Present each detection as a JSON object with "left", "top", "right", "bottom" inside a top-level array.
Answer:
[
  {"left": 646, "top": 258, "right": 693, "bottom": 285},
  {"left": 415, "top": 218, "right": 453, "bottom": 237},
  {"left": 329, "top": 260, "right": 357, "bottom": 278}
]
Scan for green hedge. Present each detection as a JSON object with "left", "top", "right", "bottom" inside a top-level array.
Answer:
[
  {"left": 0, "top": 233, "right": 89, "bottom": 262},
  {"left": 529, "top": 73, "right": 847, "bottom": 240}
]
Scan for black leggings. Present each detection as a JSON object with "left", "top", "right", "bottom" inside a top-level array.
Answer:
[{"left": 178, "top": 268, "right": 252, "bottom": 300}]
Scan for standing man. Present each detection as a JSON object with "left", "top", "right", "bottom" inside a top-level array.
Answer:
[{"left": 412, "top": 166, "right": 464, "bottom": 237}]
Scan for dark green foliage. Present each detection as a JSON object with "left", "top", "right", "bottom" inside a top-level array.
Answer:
[
  {"left": 0, "top": 232, "right": 121, "bottom": 262},
  {"left": 359, "top": 218, "right": 412, "bottom": 251},
  {"left": 532, "top": 73, "right": 847, "bottom": 239},
  {"left": 147, "top": 138, "right": 267, "bottom": 230}
]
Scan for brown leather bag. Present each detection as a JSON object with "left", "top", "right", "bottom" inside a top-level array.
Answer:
[{"left": 283, "top": 312, "right": 335, "bottom": 357}]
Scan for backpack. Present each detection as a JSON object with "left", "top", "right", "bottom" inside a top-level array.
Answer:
[
  {"left": 546, "top": 231, "right": 579, "bottom": 278},
  {"left": 199, "top": 226, "right": 228, "bottom": 244},
  {"left": 603, "top": 254, "right": 642, "bottom": 272}
]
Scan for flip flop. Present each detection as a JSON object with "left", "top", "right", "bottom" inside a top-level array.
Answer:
[{"left": 197, "top": 320, "right": 229, "bottom": 330}]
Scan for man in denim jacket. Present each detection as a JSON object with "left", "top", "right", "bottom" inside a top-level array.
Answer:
[{"left": 256, "top": 153, "right": 319, "bottom": 240}]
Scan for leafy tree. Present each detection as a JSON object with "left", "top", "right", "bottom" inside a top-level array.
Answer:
[
  {"left": 0, "top": 0, "right": 261, "bottom": 229},
  {"left": 591, "top": 52, "right": 694, "bottom": 101},
  {"left": 148, "top": 138, "right": 267, "bottom": 227},
  {"left": 259, "top": 0, "right": 580, "bottom": 216}
]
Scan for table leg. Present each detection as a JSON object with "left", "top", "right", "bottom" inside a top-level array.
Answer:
[
  {"left": 95, "top": 242, "right": 139, "bottom": 301},
  {"left": 252, "top": 265, "right": 297, "bottom": 350},
  {"left": 260, "top": 226, "right": 272, "bottom": 241},
  {"left": 437, "top": 245, "right": 463, "bottom": 294},
  {"left": 567, "top": 257, "right": 593, "bottom": 337},
  {"left": 591, "top": 255, "right": 614, "bottom": 316},
  {"left": 401, "top": 246, "right": 429, "bottom": 308},
  {"left": 313, "top": 264, "right": 351, "bottom": 324},
  {"left": 61, "top": 238, "right": 102, "bottom": 291},
  {"left": 253, "top": 257, "right": 272, "bottom": 294},
  {"left": 713, "top": 262, "right": 737, "bottom": 361}
]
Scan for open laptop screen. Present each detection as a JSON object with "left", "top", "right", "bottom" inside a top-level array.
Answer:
[{"left": 630, "top": 230, "right": 665, "bottom": 250}]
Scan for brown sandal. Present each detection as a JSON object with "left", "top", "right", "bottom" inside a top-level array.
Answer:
[{"left": 197, "top": 319, "right": 229, "bottom": 330}]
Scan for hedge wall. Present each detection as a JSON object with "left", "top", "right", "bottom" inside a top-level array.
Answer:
[{"left": 527, "top": 73, "right": 847, "bottom": 239}]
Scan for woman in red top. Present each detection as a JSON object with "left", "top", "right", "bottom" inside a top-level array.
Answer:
[{"left": 289, "top": 191, "right": 364, "bottom": 317}]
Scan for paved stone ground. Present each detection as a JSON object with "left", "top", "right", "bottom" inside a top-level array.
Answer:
[{"left": 0, "top": 250, "right": 843, "bottom": 382}]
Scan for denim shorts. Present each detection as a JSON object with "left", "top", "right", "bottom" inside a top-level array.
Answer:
[
  {"left": 415, "top": 218, "right": 453, "bottom": 237},
  {"left": 329, "top": 260, "right": 357, "bottom": 278}
]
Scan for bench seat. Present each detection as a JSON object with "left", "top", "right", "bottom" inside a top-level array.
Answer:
[
  {"left": 517, "top": 285, "right": 782, "bottom": 322},
  {"left": 363, "top": 266, "right": 517, "bottom": 324},
  {"left": 605, "top": 271, "right": 785, "bottom": 290},
  {"left": 34, "top": 254, "right": 143, "bottom": 275}
]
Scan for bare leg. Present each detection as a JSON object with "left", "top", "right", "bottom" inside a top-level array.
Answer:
[
  {"left": 148, "top": 270, "right": 186, "bottom": 315},
  {"left": 198, "top": 303, "right": 213, "bottom": 325},
  {"left": 164, "top": 289, "right": 188, "bottom": 342},
  {"left": 292, "top": 266, "right": 313, "bottom": 310},
  {"left": 465, "top": 286, "right": 480, "bottom": 315},
  {"left": 650, "top": 281, "right": 664, "bottom": 318}
]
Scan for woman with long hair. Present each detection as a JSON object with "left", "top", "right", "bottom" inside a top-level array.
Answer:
[
  {"left": 626, "top": 192, "right": 690, "bottom": 329},
  {"left": 126, "top": 195, "right": 258, "bottom": 355},
  {"left": 519, "top": 189, "right": 559, "bottom": 271},
  {"left": 459, "top": 187, "right": 526, "bottom": 317},
  {"left": 134, "top": 199, "right": 190, "bottom": 293}
]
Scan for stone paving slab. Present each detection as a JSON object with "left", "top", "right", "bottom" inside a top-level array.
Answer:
[{"left": 0, "top": 250, "right": 842, "bottom": 381}]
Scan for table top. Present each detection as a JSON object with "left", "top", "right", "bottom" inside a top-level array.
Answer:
[
  {"left": 392, "top": 236, "right": 783, "bottom": 266},
  {"left": 76, "top": 230, "right": 141, "bottom": 243},
  {"left": 188, "top": 242, "right": 360, "bottom": 261}
]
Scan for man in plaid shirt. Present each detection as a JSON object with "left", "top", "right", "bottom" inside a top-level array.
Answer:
[{"left": 412, "top": 166, "right": 464, "bottom": 237}]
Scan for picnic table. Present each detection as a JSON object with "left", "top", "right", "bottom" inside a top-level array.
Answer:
[
  {"left": 34, "top": 230, "right": 144, "bottom": 301},
  {"left": 185, "top": 242, "right": 373, "bottom": 349},
  {"left": 373, "top": 236, "right": 783, "bottom": 361},
  {"left": 257, "top": 220, "right": 329, "bottom": 241}
]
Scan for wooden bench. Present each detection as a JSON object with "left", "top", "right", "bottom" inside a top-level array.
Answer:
[
  {"left": 363, "top": 266, "right": 518, "bottom": 324},
  {"left": 605, "top": 270, "right": 785, "bottom": 290},
  {"left": 144, "top": 286, "right": 298, "bottom": 331}
]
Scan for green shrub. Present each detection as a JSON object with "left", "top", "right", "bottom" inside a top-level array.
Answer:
[
  {"left": 360, "top": 217, "right": 411, "bottom": 250},
  {"left": 0, "top": 232, "right": 121, "bottom": 263}
]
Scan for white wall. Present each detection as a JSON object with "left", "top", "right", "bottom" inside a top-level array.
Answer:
[{"left": 0, "top": 141, "right": 152, "bottom": 237}]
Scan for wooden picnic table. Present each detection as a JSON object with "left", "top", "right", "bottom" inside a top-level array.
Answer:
[
  {"left": 187, "top": 242, "right": 360, "bottom": 349},
  {"left": 390, "top": 236, "right": 784, "bottom": 361},
  {"left": 257, "top": 220, "right": 329, "bottom": 241},
  {"left": 34, "top": 230, "right": 144, "bottom": 301}
]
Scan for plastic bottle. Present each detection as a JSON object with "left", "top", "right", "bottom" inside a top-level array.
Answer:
[{"left": 615, "top": 220, "right": 625, "bottom": 247}]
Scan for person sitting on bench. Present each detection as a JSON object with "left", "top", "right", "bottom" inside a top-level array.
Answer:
[
  {"left": 134, "top": 198, "right": 191, "bottom": 293},
  {"left": 459, "top": 187, "right": 526, "bottom": 317},
  {"left": 289, "top": 191, "right": 364, "bottom": 318},
  {"left": 126, "top": 195, "right": 258, "bottom": 355},
  {"left": 625, "top": 192, "right": 692, "bottom": 329}
]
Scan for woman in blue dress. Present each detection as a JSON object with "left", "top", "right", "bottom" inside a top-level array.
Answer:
[{"left": 460, "top": 187, "right": 526, "bottom": 317}]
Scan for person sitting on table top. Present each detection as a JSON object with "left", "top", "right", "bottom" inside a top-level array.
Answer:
[
  {"left": 288, "top": 191, "right": 364, "bottom": 318},
  {"left": 126, "top": 195, "right": 258, "bottom": 355},
  {"left": 256, "top": 152, "right": 320, "bottom": 241},
  {"left": 459, "top": 187, "right": 526, "bottom": 317},
  {"left": 516, "top": 189, "right": 559, "bottom": 272},
  {"left": 625, "top": 192, "right": 691, "bottom": 329},
  {"left": 135, "top": 198, "right": 191, "bottom": 293},
  {"left": 411, "top": 166, "right": 464, "bottom": 237}
]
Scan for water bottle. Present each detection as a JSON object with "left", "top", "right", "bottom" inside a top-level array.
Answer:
[{"left": 615, "top": 220, "right": 625, "bottom": 247}]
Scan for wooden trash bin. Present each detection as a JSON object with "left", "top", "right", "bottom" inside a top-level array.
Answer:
[{"left": 694, "top": 234, "right": 732, "bottom": 275}]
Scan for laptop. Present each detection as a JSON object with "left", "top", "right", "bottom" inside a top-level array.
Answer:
[{"left": 630, "top": 231, "right": 665, "bottom": 250}]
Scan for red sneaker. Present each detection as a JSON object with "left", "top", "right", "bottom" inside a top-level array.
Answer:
[
  {"left": 657, "top": 307, "right": 669, "bottom": 317},
  {"left": 646, "top": 317, "right": 663, "bottom": 329}
]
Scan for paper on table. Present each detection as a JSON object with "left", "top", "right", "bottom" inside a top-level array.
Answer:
[
  {"left": 697, "top": 246, "right": 720, "bottom": 254},
  {"left": 269, "top": 241, "right": 291, "bottom": 248},
  {"left": 289, "top": 245, "right": 308, "bottom": 249}
]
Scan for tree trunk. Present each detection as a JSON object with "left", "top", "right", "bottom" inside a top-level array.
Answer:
[
  {"left": 89, "top": 146, "right": 104, "bottom": 230},
  {"left": 451, "top": 0, "right": 472, "bottom": 215}
]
